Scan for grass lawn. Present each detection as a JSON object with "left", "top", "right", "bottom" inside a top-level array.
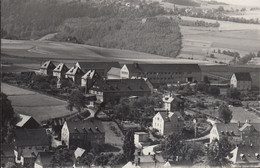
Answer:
[{"left": 1, "top": 83, "right": 77, "bottom": 123}]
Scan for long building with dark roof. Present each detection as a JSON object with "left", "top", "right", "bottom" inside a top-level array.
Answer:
[
  {"left": 89, "top": 79, "right": 152, "bottom": 103},
  {"left": 61, "top": 118, "right": 105, "bottom": 149},
  {"left": 120, "top": 63, "right": 201, "bottom": 86}
]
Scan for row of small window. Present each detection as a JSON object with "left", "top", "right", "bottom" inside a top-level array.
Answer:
[
  {"left": 72, "top": 135, "right": 102, "bottom": 139},
  {"left": 139, "top": 72, "right": 192, "bottom": 75},
  {"left": 90, "top": 90, "right": 103, "bottom": 95}
]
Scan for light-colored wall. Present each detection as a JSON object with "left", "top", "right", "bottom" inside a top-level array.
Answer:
[
  {"left": 153, "top": 113, "right": 164, "bottom": 135},
  {"left": 120, "top": 65, "right": 129, "bottom": 79},
  {"left": 61, "top": 122, "right": 70, "bottom": 148}
]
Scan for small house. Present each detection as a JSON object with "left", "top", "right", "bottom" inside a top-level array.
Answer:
[
  {"left": 81, "top": 70, "right": 101, "bottom": 90},
  {"left": 134, "top": 132, "right": 149, "bottom": 148},
  {"left": 40, "top": 60, "right": 56, "bottom": 76},
  {"left": 53, "top": 63, "right": 69, "bottom": 79},
  {"left": 65, "top": 66, "right": 84, "bottom": 85},
  {"left": 230, "top": 72, "right": 252, "bottom": 90}
]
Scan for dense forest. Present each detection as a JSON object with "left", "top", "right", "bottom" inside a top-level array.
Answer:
[{"left": 1, "top": 0, "right": 182, "bottom": 57}]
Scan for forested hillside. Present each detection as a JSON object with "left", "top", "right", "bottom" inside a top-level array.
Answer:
[{"left": 1, "top": 0, "right": 182, "bottom": 57}]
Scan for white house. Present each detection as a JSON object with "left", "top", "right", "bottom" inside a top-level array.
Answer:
[
  {"left": 230, "top": 72, "right": 252, "bottom": 91},
  {"left": 152, "top": 112, "right": 184, "bottom": 136},
  {"left": 53, "top": 63, "right": 69, "bottom": 79},
  {"left": 65, "top": 66, "right": 84, "bottom": 85},
  {"left": 134, "top": 132, "right": 149, "bottom": 148}
]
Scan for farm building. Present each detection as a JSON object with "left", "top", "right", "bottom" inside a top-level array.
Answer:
[
  {"left": 39, "top": 60, "right": 56, "bottom": 76},
  {"left": 209, "top": 120, "right": 260, "bottom": 145},
  {"left": 89, "top": 79, "right": 151, "bottom": 103},
  {"left": 53, "top": 63, "right": 69, "bottom": 79},
  {"left": 120, "top": 63, "right": 201, "bottom": 86},
  {"left": 75, "top": 62, "right": 120, "bottom": 78},
  {"left": 134, "top": 132, "right": 149, "bottom": 148},
  {"left": 61, "top": 118, "right": 105, "bottom": 149},
  {"left": 16, "top": 114, "right": 40, "bottom": 129},
  {"left": 230, "top": 72, "right": 252, "bottom": 91},
  {"left": 153, "top": 111, "right": 184, "bottom": 136},
  {"left": 14, "top": 128, "right": 50, "bottom": 167},
  {"left": 65, "top": 66, "right": 84, "bottom": 85}
]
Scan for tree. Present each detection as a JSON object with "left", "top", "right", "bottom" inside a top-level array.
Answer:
[
  {"left": 67, "top": 90, "right": 85, "bottom": 112},
  {"left": 123, "top": 129, "right": 135, "bottom": 161},
  {"left": 218, "top": 104, "right": 232, "bottom": 123},
  {"left": 257, "top": 51, "right": 260, "bottom": 57},
  {"left": 206, "top": 138, "right": 232, "bottom": 167},
  {"left": 203, "top": 76, "right": 210, "bottom": 84},
  {"left": 108, "top": 153, "right": 126, "bottom": 166},
  {"left": 227, "top": 88, "right": 240, "bottom": 100},
  {"left": 160, "top": 133, "right": 184, "bottom": 160},
  {"left": 52, "top": 148, "right": 73, "bottom": 167},
  {"left": 1, "top": 92, "right": 20, "bottom": 144},
  {"left": 208, "top": 86, "right": 220, "bottom": 96}
]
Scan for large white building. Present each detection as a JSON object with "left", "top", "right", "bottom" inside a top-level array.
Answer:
[{"left": 152, "top": 112, "right": 184, "bottom": 136}]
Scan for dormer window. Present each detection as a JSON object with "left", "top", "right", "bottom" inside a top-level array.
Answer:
[
  {"left": 240, "top": 154, "right": 245, "bottom": 160},
  {"left": 255, "top": 153, "right": 260, "bottom": 159}
]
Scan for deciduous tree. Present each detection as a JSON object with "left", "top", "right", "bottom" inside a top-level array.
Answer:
[
  {"left": 67, "top": 90, "right": 85, "bottom": 112},
  {"left": 123, "top": 129, "right": 135, "bottom": 161},
  {"left": 218, "top": 104, "right": 232, "bottom": 123}
]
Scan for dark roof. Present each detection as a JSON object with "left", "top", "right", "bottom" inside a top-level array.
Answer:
[
  {"left": 1, "top": 144, "right": 15, "bottom": 157},
  {"left": 234, "top": 72, "right": 252, "bottom": 81},
  {"left": 158, "top": 112, "right": 184, "bottom": 121},
  {"left": 90, "top": 79, "right": 151, "bottom": 93},
  {"left": 14, "top": 128, "right": 49, "bottom": 147},
  {"left": 77, "top": 62, "right": 120, "bottom": 73},
  {"left": 35, "top": 152, "right": 55, "bottom": 166},
  {"left": 231, "top": 145, "right": 260, "bottom": 164},
  {"left": 53, "top": 63, "right": 69, "bottom": 72},
  {"left": 215, "top": 123, "right": 260, "bottom": 136},
  {"left": 125, "top": 63, "right": 201, "bottom": 73},
  {"left": 40, "top": 61, "right": 56, "bottom": 69},
  {"left": 107, "top": 67, "right": 121, "bottom": 76},
  {"left": 66, "top": 118, "right": 105, "bottom": 134}
]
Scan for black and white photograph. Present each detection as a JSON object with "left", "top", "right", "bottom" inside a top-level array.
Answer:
[{"left": 1, "top": 0, "right": 260, "bottom": 167}]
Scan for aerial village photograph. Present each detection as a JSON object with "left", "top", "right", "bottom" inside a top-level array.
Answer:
[{"left": 1, "top": 0, "right": 260, "bottom": 167}]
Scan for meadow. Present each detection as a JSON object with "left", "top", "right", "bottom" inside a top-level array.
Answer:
[{"left": 1, "top": 83, "right": 77, "bottom": 122}]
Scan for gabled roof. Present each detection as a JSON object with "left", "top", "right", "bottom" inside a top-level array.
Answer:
[
  {"left": 230, "top": 145, "right": 260, "bottom": 164},
  {"left": 65, "top": 118, "right": 105, "bottom": 134},
  {"left": 90, "top": 79, "right": 151, "bottom": 93},
  {"left": 234, "top": 72, "right": 252, "bottom": 81},
  {"left": 157, "top": 112, "right": 184, "bottom": 121},
  {"left": 16, "top": 114, "right": 31, "bottom": 127},
  {"left": 53, "top": 63, "right": 69, "bottom": 72},
  {"left": 74, "top": 147, "right": 86, "bottom": 159},
  {"left": 36, "top": 152, "right": 55, "bottom": 166},
  {"left": 1, "top": 144, "right": 14, "bottom": 157},
  {"left": 14, "top": 128, "right": 49, "bottom": 147},
  {"left": 76, "top": 62, "right": 120, "bottom": 73},
  {"left": 107, "top": 67, "right": 121, "bottom": 76},
  {"left": 40, "top": 60, "right": 55, "bottom": 69},
  {"left": 66, "top": 66, "right": 84, "bottom": 75},
  {"left": 125, "top": 63, "right": 201, "bottom": 73},
  {"left": 82, "top": 70, "right": 100, "bottom": 80},
  {"left": 214, "top": 123, "right": 260, "bottom": 137}
]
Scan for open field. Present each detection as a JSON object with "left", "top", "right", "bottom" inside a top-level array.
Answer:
[
  {"left": 1, "top": 83, "right": 77, "bottom": 123},
  {"left": 1, "top": 39, "right": 215, "bottom": 73},
  {"left": 178, "top": 16, "right": 260, "bottom": 64}
]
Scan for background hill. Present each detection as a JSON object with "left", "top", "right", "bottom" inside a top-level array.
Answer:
[{"left": 1, "top": 0, "right": 182, "bottom": 58}]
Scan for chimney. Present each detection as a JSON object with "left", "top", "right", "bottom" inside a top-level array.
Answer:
[{"left": 238, "top": 121, "right": 241, "bottom": 127}]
